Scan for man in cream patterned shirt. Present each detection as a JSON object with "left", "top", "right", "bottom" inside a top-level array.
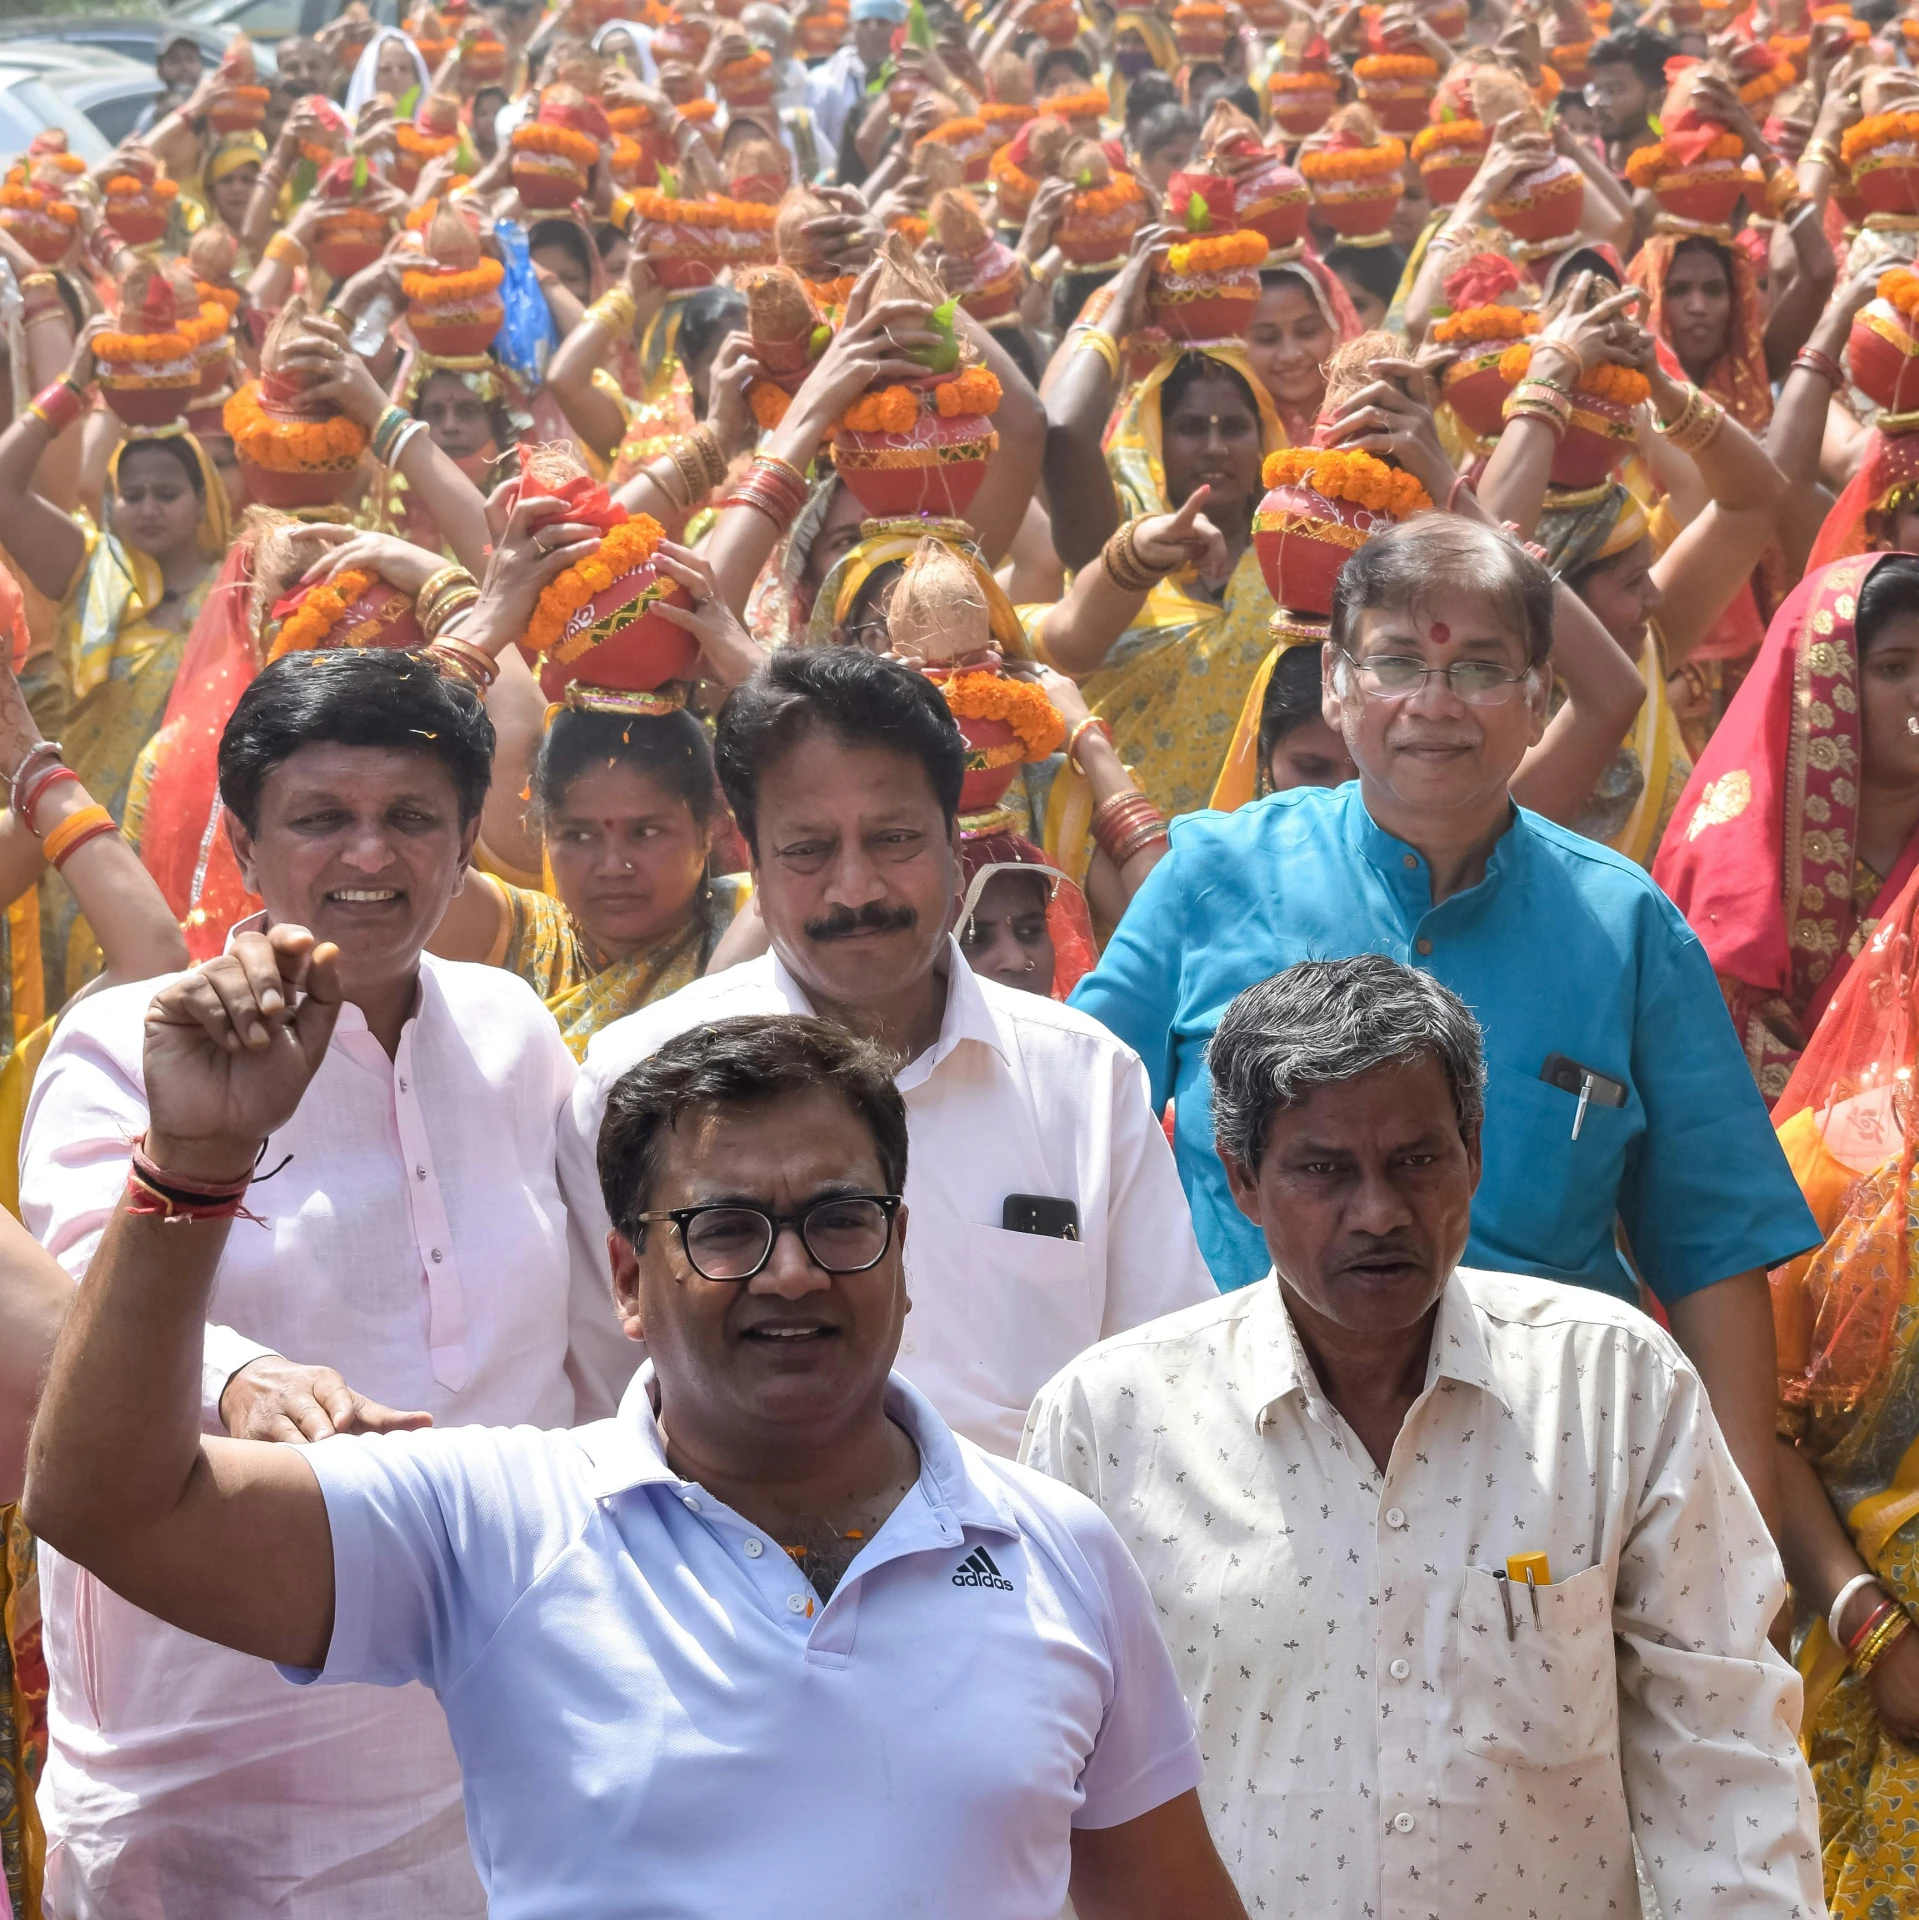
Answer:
[{"left": 1023, "top": 957, "right": 1824, "bottom": 1920}]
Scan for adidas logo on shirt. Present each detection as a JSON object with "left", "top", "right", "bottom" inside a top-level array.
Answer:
[{"left": 951, "top": 1547, "right": 1015, "bottom": 1591}]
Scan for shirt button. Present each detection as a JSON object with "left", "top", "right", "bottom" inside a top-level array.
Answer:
[
  {"left": 681, "top": 1494, "right": 701, "bottom": 1512},
  {"left": 1389, "top": 1657, "right": 1411, "bottom": 1680},
  {"left": 786, "top": 1593, "right": 808, "bottom": 1614},
  {"left": 1385, "top": 1506, "right": 1408, "bottom": 1529},
  {"left": 430, "top": 1248, "right": 443, "bottom": 1264},
  {"left": 1402, "top": 853, "right": 1417, "bottom": 870},
  {"left": 398, "top": 1076, "right": 409, "bottom": 1092},
  {"left": 1414, "top": 937, "right": 1433, "bottom": 956},
  {"left": 1393, "top": 1812, "right": 1416, "bottom": 1835},
  {"left": 415, "top": 1166, "right": 426, "bottom": 1180},
  {"left": 744, "top": 1538, "right": 764, "bottom": 1558}
]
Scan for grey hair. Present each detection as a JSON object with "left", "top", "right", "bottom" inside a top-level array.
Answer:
[
  {"left": 1329, "top": 516, "right": 1556, "bottom": 667},
  {"left": 1206, "top": 955, "right": 1487, "bottom": 1169}
]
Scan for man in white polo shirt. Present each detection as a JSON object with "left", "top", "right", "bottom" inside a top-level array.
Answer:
[
  {"left": 24, "top": 942, "right": 1244, "bottom": 1920},
  {"left": 557, "top": 644, "right": 1216, "bottom": 1455}
]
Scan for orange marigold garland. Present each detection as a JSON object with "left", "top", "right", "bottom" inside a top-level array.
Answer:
[
  {"left": 400, "top": 257, "right": 506, "bottom": 304},
  {"left": 1432, "top": 304, "right": 1541, "bottom": 344},
  {"left": 1411, "top": 119, "right": 1486, "bottom": 160},
  {"left": 1496, "top": 342, "right": 1651, "bottom": 406},
  {"left": 1623, "top": 130, "right": 1743, "bottom": 187},
  {"left": 1298, "top": 135, "right": 1406, "bottom": 181},
  {"left": 526, "top": 514, "right": 667, "bottom": 657},
  {"left": 1352, "top": 51, "right": 1438, "bottom": 78},
  {"left": 268, "top": 568, "right": 377, "bottom": 659},
  {"left": 1165, "top": 229, "right": 1269, "bottom": 274},
  {"left": 223, "top": 381, "right": 370, "bottom": 471},
  {"left": 1260, "top": 445, "right": 1432, "bottom": 515},
  {"left": 1880, "top": 264, "right": 1919, "bottom": 320},
  {"left": 935, "top": 668, "right": 1066, "bottom": 760},
  {"left": 511, "top": 120, "right": 602, "bottom": 168}
]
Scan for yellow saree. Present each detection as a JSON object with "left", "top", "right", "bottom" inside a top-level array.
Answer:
[{"left": 479, "top": 871, "right": 748, "bottom": 1058}]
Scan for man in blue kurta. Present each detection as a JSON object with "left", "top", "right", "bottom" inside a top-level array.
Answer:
[{"left": 1073, "top": 516, "right": 1814, "bottom": 1526}]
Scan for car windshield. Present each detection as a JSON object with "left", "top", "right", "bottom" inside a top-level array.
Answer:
[{"left": 0, "top": 74, "right": 109, "bottom": 160}]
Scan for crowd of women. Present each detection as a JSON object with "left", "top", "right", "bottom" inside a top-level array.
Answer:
[{"left": 5, "top": 0, "right": 1919, "bottom": 1906}]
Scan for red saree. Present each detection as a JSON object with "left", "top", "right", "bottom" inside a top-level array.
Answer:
[{"left": 1653, "top": 553, "right": 1919, "bottom": 1101}]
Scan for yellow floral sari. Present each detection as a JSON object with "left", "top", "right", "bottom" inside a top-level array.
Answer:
[{"left": 479, "top": 871, "right": 748, "bottom": 1058}]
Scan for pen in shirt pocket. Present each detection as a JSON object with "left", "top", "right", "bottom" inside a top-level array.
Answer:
[
  {"left": 1539, "top": 1054, "right": 1627, "bottom": 1140},
  {"left": 1507, "top": 1551, "right": 1551, "bottom": 1630}
]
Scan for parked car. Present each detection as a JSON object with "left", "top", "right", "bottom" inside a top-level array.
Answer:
[
  {"left": 0, "top": 16, "right": 236, "bottom": 72},
  {"left": 169, "top": 0, "right": 400, "bottom": 46},
  {"left": 0, "top": 44, "right": 173, "bottom": 162}
]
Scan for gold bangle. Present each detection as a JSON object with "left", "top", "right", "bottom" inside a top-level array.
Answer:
[
  {"left": 668, "top": 440, "right": 708, "bottom": 508},
  {"left": 1854, "top": 1608, "right": 1911, "bottom": 1678},
  {"left": 1801, "top": 138, "right": 1840, "bottom": 174},
  {"left": 650, "top": 450, "right": 692, "bottom": 511},
  {"left": 1076, "top": 328, "right": 1121, "bottom": 379},
  {"left": 1100, "top": 517, "right": 1162, "bottom": 593},
  {"left": 426, "top": 636, "right": 499, "bottom": 689},
  {"left": 688, "top": 422, "right": 728, "bottom": 491},
  {"left": 586, "top": 287, "right": 638, "bottom": 337},
  {"left": 414, "top": 565, "right": 477, "bottom": 623},
  {"left": 755, "top": 451, "right": 807, "bottom": 490},
  {"left": 421, "top": 586, "right": 479, "bottom": 641}
]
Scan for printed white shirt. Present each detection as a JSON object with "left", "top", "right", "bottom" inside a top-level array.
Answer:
[
  {"left": 20, "top": 953, "right": 587, "bottom": 1920},
  {"left": 555, "top": 938, "right": 1216, "bottom": 1455},
  {"left": 1021, "top": 1267, "right": 1826, "bottom": 1920}
]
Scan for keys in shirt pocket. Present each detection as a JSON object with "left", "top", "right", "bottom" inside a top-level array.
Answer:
[{"left": 1448, "top": 1562, "right": 1616, "bottom": 1769}]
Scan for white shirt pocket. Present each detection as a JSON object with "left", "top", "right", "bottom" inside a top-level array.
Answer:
[
  {"left": 1447, "top": 1562, "right": 1618, "bottom": 1769},
  {"left": 955, "top": 1221, "right": 1097, "bottom": 1410}
]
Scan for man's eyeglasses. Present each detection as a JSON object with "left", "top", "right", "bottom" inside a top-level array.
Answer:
[
  {"left": 1336, "top": 647, "right": 1533, "bottom": 707},
  {"left": 632, "top": 1194, "right": 903, "bottom": 1282}
]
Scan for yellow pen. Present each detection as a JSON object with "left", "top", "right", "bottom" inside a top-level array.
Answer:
[{"left": 1506, "top": 1552, "right": 1551, "bottom": 1629}]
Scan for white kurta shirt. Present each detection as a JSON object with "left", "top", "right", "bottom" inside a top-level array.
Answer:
[
  {"left": 20, "top": 953, "right": 587, "bottom": 1920},
  {"left": 555, "top": 938, "right": 1217, "bottom": 1455},
  {"left": 1021, "top": 1267, "right": 1825, "bottom": 1920}
]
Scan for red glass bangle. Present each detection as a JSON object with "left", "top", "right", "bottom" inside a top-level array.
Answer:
[
  {"left": 32, "top": 379, "right": 83, "bottom": 436},
  {"left": 1847, "top": 1597, "right": 1901, "bottom": 1655},
  {"left": 47, "top": 815, "right": 117, "bottom": 870},
  {"left": 17, "top": 763, "right": 79, "bottom": 831}
]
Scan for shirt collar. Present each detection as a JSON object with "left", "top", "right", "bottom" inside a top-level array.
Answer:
[
  {"left": 1342, "top": 785, "right": 1522, "bottom": 896},
  {"left": 766, "top": 934, "right": 1009, "bottom": 1090},
  {"left": 1244, "top": 1267, "right": 1512, "bottom": 1425},
  {"left": 588, "top": 1360, "right": 1019, "bottom": 1538}
]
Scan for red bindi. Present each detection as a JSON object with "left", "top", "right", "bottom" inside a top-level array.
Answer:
[{"left": 1428, "top": 621, "right": 1451, "bottom": 644}]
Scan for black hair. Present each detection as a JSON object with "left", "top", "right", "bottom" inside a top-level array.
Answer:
[
  {"left": 714, "top": 646, "right": 966, "bottom": 851},
  {"left": 1134, "top": 100, "right": 1200, "bottom": 160},
  {"left": 992, "top": 320, "right": 1043, "bottom": 390},
  {"left": 1858, "top": 554, "right": 1919, "bottom": 655},
  {"left": 472, "top": 84, "right": 508, "bottom": 111},
  {"left": 1589, "top": 25, "right": 1679, "bottom": 91},
  {"left": 1183, "top": 61, "right": 1227, "bottom": 99},
  {"left": 678, "top": 284, "right": 750, "bottom": 375},
  {"left": 1257, "top": 642, "right": 1328, "bottom": 768},
  {"left": 1331, "top": 517, "right": 1556, "bottom": 667},
  {"left": 597, "top": 1013, "right": 909, "bottom": 1244},
  {"left": 1195, "top": 80, "right": 1261, "bottom": 125},
  {"left": 1123, "top": 69, "right": 1178, "bottom": 130},
  {"left": 1324, "top": 242, "right": 1407, "bottom": 311},
  {"left": 527, "top": 217, "right": 593, "bottom": 282},
  {"left": 1161, "top": 349, "right": 1258, "bottom": 420},
  {"left": 531, "top": 706, "right": 718, "bottom": 825},
  {"left": 1669, "top": 233, "right": 1732, "bottom": 285},
  {"left": 218, "top": 650, "right": 495, "bottom": 834},
  {"left": 1053, "top": 265, "right": 1120, "bottom": 330},
  {"left": 1034, "top": 44, "right": 1094, "bottom": 87},
  {"left": 116, "top": 435, "right": 205, "bottom": 499}
]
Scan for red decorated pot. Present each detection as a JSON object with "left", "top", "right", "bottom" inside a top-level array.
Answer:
[
  {"left": 1414, "top": 131, "right": 1487, "bottom": 208},
  {"left": 1309, "top": 175, "right": 1401, "bottom": 239},
  {"left": 831, "top": 408, "right": 998, "bottom": 520},
  {"left": 1236, "top": 163, "right": 1309, "bottom": 252},
  {"left": 1056, "top": 195, "right": 1145, "bottom": 267},
  {"left": 1439, "top": 342, "right": 1521, "bottom": 438},
  {"left": 1855, "top": 146, "right": 1919, "bottom": 218},
  {"left": 643, "top": 216, "right": 776, "bottom": 289},
  {"left": 207, "top": 88, "right": 269, "bottom": 135},
  {"left": 1554, "top": 388, "right": 1637, "bottom": 488},
  {"left": 99, "top": 374, "right": 196, "bottom": 428},
  {"left": 528, "top": 561, "right": 700, "bottom": 705},
  {"left": 2, "top": 204, "right": 74, "bottom": 264},
  {"left": 106, "top": 200, "right": 168, "bottom": 247},
  {"left": 1850, "top": 295, "right": 1919, "bottom": 414},
  {"left": 409, "top": 303, "right": 504, "bottom": 356},
  {"left": 1421, "top": 0, "right": 1468, "bottom": 38},
  {"left": 238, "top": 460, "right": 357, "bottom": 509},
  {"left": 195, "top": 338, "right": 235, "bottom": 399},
  {"left": 1355, "top": 64, "right": 1437, "bottom": 133},
  {"left": 511, "top": 153, "right": 590, "bottom": 209},
  {"left": 1654, "top": 156, "right": 1745, "bottom": 230},
  {"left": 291, "top": 578, "right": 426, "bottom": 653},
  {"left": 956, "top": 240, "right": 1026, "bottom": 322},
  {"left": 1253, "top": 482, "right": 1379, "bottom": 618},
  {"left": 312, "top": 212, "right": 388, "bottom": 280},
  {"left": 1147, "top": 265, "right": 1260, "bottom": 342},
  {"left": 463, "top": 38, "right": 508, "bottom": 84},
  {"left": 1268, "top": 77, "right": 1339, "bottom": 138},
  {"left": 956, "top": 713, "right": 1022, "bottom": 812},
  {"left": 1490, "top": 155, "right": 1582, "bottom": 248}
]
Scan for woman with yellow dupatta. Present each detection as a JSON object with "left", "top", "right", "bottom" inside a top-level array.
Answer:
[
  {"left": 0, "top": 321, "right": 229, "bottom": 994},
  {"left": 1769, "top": 861, "right": 1919, "bottom": 1917}
]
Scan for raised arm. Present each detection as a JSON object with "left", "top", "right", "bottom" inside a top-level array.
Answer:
[
  {"left": 546, "top": 245, "right": 662, "bottom": 462},
  {"left": 0, "top": 319, "right": 98, "bottom": 603},
  {"left": 21, "top": 928, "right": 367, "bottom": 1669},
  {"left": 702, "top": 260, "right": 940, "bottom": 617}
]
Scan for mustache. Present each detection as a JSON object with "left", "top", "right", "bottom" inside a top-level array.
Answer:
[
  {"left": 803, "top": 901, "right": 919, "bottom": 941},
  {"left": 1332, "top": 1233, "right": 1427, "bottom": 1273}
]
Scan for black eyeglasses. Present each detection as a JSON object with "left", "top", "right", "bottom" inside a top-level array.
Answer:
[{"left": 633, "top": 1194, "right": 904, "bottom": 1282}]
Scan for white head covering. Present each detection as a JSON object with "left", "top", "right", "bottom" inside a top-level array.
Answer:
[
  {"left": 345, "top": 27, "right": 431, "bottom": 116},
  {"left": 591, "top": 18, "right": 659, "bottom": 82}
]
